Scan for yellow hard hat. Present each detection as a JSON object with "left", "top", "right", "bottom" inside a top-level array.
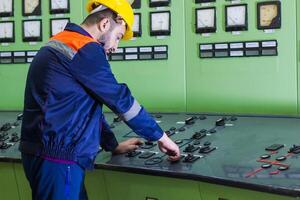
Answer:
[{"left": 86, "top": 0, "right": 134, "bottom": 40}]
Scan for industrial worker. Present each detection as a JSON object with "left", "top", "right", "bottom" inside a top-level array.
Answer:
[{"left": 19, "top": 0, "right": 180, "bottom": 199}]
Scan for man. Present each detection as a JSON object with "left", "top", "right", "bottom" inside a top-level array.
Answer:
[{"left": 19, "top": 0, "right": 180, "bottom": 199}]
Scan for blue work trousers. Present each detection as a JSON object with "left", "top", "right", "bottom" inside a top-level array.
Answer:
[{"left": 21, "top": 153, "right": 88, "bottom": 200}]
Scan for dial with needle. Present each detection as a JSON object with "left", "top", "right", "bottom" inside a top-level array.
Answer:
[
  {"left": 229, "top": 16, "right": 237, "bottom": 25},
  {"left": 198, "top": 19, "right": 208, "bottom": 27},
  {"left": 25, "top": 28, "right": 33, "bottom": 37},
  {"left": 54, "top": 0, "right": 63, "bottom": 9},
  {"left": 158, "top": 19, "right": 164, "bottom": 30},
  {"left": 4, "top": 29, "right": 7, "bottom": 38}
]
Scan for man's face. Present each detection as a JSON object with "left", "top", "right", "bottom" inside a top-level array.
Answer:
[{"left": 99, "top": 23, "right": 125, "bottom": 55}]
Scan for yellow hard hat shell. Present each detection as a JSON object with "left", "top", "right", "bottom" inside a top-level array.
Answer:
[{"left": 86, "top": 0, "right": 134, "bottom": 40}]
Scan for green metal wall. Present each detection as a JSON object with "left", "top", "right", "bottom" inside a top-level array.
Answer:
[
  {"left": 185, "top": 0, "right": 298, "bottom": 115},
  {"left": 109, "top": 0, "right": 186, "bottom": 112},
  {"left": 0, "top": 0, "right": 85, "bottom": 110},
  {"left": 0, "top": 0, "right": 299, "bottom": 116}
]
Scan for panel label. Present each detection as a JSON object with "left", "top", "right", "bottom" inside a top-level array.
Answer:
[
  {"left": 140, "top": 47, "right": 152, "bottom": 53},
  {"left": 125, "top": 54, "right": 138, "bottom": 60},
  {"left": 230, "top": 43, "right": 243, "bottom": 49},
  {"left": 14, "top": 52, "right": 26, "bottom": 57},
  {"left": 27, "top": 58, "right": 34, "bottom": 63},
  {"left": 215, "top": 44, "right": 228, "bottom": 49},
  {"left": 230, "top": 51, "right": 244, "bottom": 57},
  {"left": 262, "top": 41, "right": 277, "bottom": 47},
  {"left": 115, "top": 48, "right": 124, "bottom": 53},
  {"left": 200, "top": 44, "right": 213, "bottom": 50},
  {"left": 125, "top": 48, "right": 138, "bottom": 53},
  {"left": 245, "top": 42, "right": 259, "bottom": 48},
  {"left": 27, "top": 51, "right": 37, "bottom": 56},
  {"left": 154, "top": 46, "right": 167, "bottom": 52},
  {"left": 0, "top": 52, "right": 12, "bottom": 57}
]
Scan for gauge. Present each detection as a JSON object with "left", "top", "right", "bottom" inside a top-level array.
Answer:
[
  {"left": 132, "top": 13, "right": 142, "bottom": 37},
  {"left": 50, "top": 0, "right": 70, "bottom": 14},
  {"left": 22, "top": 20, "right": 42, "bottom": 42},
  {"left": 225, "top": 4, "right": 248, "bottom": 32},
  {"left": 150, "top": 11, "right": 171, "bottom": 36},
  {"left": 22, "top": 0, "right": 41, "bottom": 16},
  {"left": 0, "top": 21, "right": 14, "bottom": 43},
  {"left": 196, "top": 7, "right": 216, "bottom": 34},
  {"left": 257, "top": 1, "right": 281, "bottom": 30},
  {"left": 149, "top": 0, "right": 170, "bottom": 7},
  {"left": 0, "top": 0, "right": 13, "bottom": 17},
  {"left": 50, "top": 18, "right": 69, "bottom": 37}
]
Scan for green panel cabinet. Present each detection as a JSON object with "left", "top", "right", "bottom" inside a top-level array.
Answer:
[
  {"left": 85, "top": 170, "right": 109, "bottom": 200},
  {"left": 0, "top": 162, "right": 20, "bottom": 200},
  {"left": 13, "top": 163, "right": 31, "bottom": 200},
  {"left": 199, "top": 182, "right": 296, "bottom": 200},
  {"left": 103, "top": 170, "right": 202, "bottom": 200}
]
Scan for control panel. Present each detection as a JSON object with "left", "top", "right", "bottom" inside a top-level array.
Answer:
[{"left": 1, "top": 112, "right": 300, "bottom": 196}]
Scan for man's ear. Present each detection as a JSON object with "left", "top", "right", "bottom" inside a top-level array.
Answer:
[{"left": 98, "top": 18, "right": 111, "bottom": 33}]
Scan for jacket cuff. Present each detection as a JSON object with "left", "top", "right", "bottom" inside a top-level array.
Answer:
[
  {"left": 100, "top": 132, "right": 119, "bottom": 152},
  {"left": 126, "top": 107, "right": 164, "bottom": 141}
]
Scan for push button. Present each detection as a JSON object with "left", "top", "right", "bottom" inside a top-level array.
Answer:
[
  {"left": 260, "top": 154, "right": 271, "bottom": 159},
  {"left": 183, "top": 154, "right": 200, "bottom": 163},
  {"left": 191, "top": 132, "right": 206, "bottom": 140},
  {"left": 261, "top": 164, "right": 272, "bottom": 169},
  {"left": 276, "top": 156, "right": 286, "bottom": 161},
  {"left": 183, "top": 144, "right": 199, "bottom": 153}
]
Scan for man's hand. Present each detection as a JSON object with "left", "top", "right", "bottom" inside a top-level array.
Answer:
[
  {"left": 113, "top": 138, "right": 143, "bottom": 154},
  {"left": 158, "top": 132, "right": 180, "bottom": 161}
]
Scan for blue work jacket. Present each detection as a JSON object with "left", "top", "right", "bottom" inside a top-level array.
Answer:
[{"left": 19, "top": 23, "right": 163, "bottom": 169}]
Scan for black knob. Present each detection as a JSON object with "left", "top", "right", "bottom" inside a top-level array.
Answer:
[
  {"left": 17, "top": 113, "right": 23, "bottom": 121},
  {"left": 215, "top": 118, "right": 226, "bottom": 126},
  {"left": 185, "top": 117, "right": 196, "bottom": 125}
]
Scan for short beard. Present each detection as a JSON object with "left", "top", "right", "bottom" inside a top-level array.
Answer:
[{"left": 98, "top": 18, "right": 117, "bottom": 45}]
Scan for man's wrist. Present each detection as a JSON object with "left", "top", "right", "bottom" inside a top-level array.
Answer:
[{"left": 158, "top": 132, "right": 167, "bottom": 142}]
